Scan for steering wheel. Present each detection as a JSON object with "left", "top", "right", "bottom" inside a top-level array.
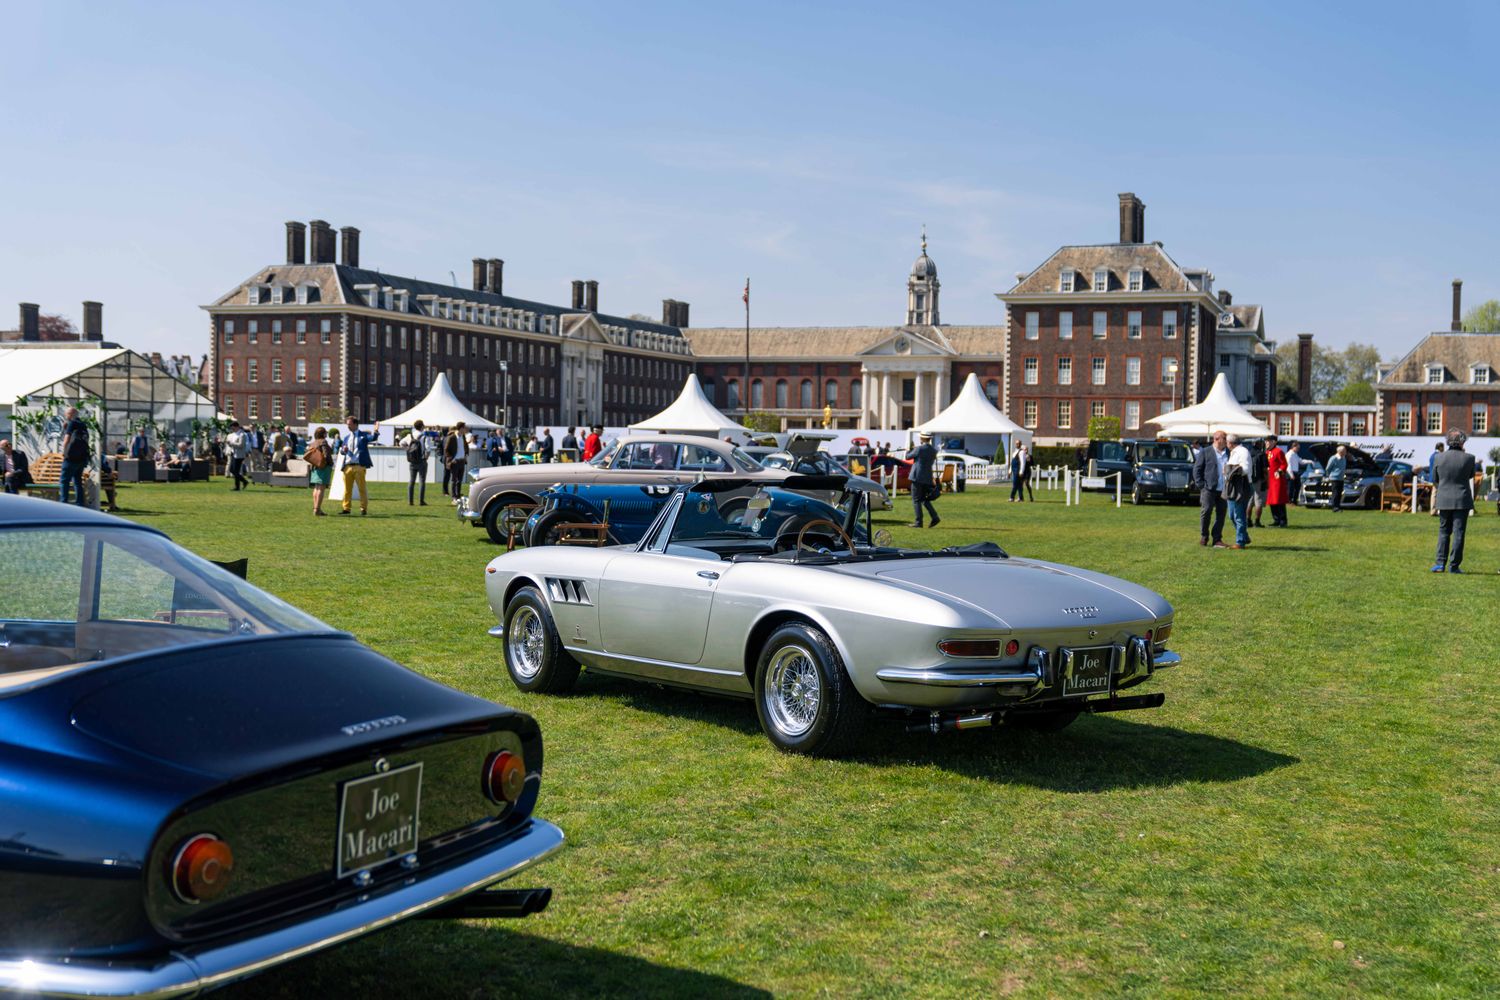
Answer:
[{"left": 787, "top": 517, "right": 856, "bottom": 560}]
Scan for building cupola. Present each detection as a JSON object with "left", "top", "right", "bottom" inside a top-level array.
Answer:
[{"left": 906, "top": 227, "right": 940, "bottom": 325}]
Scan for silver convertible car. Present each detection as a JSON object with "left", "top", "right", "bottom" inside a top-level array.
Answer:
[{"left": 483, "top": 478, "right": 1179, "bottom": 756}]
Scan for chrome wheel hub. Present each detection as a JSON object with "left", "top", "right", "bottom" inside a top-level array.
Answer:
[
  {"left": 507, "top": 606, "right": 545, "bottom": 679},
  {"left": 764, "top": 644, "right": 821, "bottom": 738}
]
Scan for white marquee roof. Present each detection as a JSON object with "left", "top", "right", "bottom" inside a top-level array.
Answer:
[
  {"left": 629, "top": 373, "right": 749, "bottom": 436},
  {"left": 915, "top": 373, "right": 1031, "bottom": 443},
  {"left": 0, "top": 346, "right": 130, "bottom": 405},
  {"left": 382, "top": 371, "right": 498, "bottom": 429},
  {"left": 1147, "top": 372, "right": 1273, "bottom": 438}
]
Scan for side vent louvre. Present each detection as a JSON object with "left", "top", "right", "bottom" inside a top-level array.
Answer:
[{"left": 544, "top": 577, "right": 593, "bottom": 606}]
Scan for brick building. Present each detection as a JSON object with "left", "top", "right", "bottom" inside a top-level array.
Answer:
[
  {"left": 683, "top": 235, "right": 1006, "bottom": 430},
  {"left": 999, "top": 194, "right": 1275, "bottom": 445},
  {"left": 1375, "top": 280, "right": 1498, "bottom": 437},
  {"left": 205, "top": 221, "right": 695, "bottom": 428}
]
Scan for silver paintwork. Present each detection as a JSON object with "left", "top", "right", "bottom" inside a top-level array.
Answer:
[
  {"left": 0, "top": 819, "right": 564, "bottom": 999},
  {"left": 483, "top": 495, "right": 1178, "bottom": 716}
]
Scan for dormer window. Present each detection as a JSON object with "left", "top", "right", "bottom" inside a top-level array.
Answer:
[
  {"left": 394, "top": 290, "right": 409, "bottom": 313},
  {"left": 1127, "top": 268, "right": 1143, "bottom": 292},
  {"left": 1092, "top": 268, "right": 1109, "bottom": 292},
  {"left": 296, "top": 284, "right": 309, "bottom": 305},
  {"left": 1425, "top": 363, "right": 1445, "bottom": 384},
  {"left": 246, "top": 286, "right": 262, "bottom": 306},
  {"left": 1059, "top": 269, "right": 1075, "bottom": 293},
  {"left": 381, "top": 288, "right": 394, "bottom": 311},
  {"left": 270, "top": 285, "right": 285, "bottom": 305},
  {"left": 1471, "top": 364, "right": 1492, "bottom": 385}
]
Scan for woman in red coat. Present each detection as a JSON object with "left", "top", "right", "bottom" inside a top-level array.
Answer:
[{"left": 1264, "top": 436, "right": 1290, "bottom": 527}]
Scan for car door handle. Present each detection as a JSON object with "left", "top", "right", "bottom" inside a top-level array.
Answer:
[{"left": 696, "top": 570, "right": 720, "bottom": 580}]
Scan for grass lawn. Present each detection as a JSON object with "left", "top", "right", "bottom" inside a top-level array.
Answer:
[{"left": 112, "top": 479, "right": 1500, "bottom": 998}]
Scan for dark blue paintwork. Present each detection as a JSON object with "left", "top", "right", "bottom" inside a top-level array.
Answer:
[
  {"left": 0, "top": 495, "right": 544, "bottom": 964},
  {"left": 524, "top": 482, "right": 679, "bottom": 546}
]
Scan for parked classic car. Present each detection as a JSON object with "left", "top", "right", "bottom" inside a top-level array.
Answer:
[
  {"left": 758, "top": 447, "right": 892, "bottom": 509},
  {"left": 484, "top": 477, "right": 1179, "bottom": 756},
  {"left": 1082, "top": 438, "right": 1197, "bottom": 504},
  {"left": 1295, "top": 443, "right": 1392, "bottom": 508},
  {"left": 0, "top": 496, "right": 562, "bottom": 998},
  {"left": 459, "top": 433, "right": 778, "bottom": 543}
]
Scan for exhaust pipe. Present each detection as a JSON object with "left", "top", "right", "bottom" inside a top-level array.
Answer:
[
  {"left": 420, "top": 886, "right": 553, "bottom": 920},
  {"left": 907, "top": 711, "right": 995, "bottom": 734}
]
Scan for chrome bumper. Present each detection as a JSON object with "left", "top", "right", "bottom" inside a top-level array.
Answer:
[
  {"left": 0, "top": 818, "right": 565, "bottom": 1000},
  {"left": 876, "top": 646, "right": 1179, "bottom": 687}
]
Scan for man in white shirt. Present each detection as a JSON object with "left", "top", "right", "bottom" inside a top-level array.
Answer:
[
  {"left": 1225, "top": 434, "right": 1253, "bottom": 548},
  {"left": 443, "top": 422, "right": 468, "bottom": 501},
  {"left": 225, "top": 421, "right": 251, "bottom": 491}
]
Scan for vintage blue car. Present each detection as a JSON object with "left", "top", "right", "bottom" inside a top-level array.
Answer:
[
  {"left": 523, "top": 478, "right": 865, "bottom": 548},
  {"left": 0, "top": 495, "right": 563, "bottom": 998}
]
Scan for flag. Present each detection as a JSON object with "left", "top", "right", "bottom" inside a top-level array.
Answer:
[{"left": 742, "top": 278, "right": 750, "bottom": 306}]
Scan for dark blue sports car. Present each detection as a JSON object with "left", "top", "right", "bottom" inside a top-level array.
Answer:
[{"left": 0, "top": 495, "right": 563, "bottom": 998}]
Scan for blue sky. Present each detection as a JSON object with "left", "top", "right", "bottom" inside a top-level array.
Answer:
[{"left": 2, "top": 0, "right": 1495, "bottom": 361}]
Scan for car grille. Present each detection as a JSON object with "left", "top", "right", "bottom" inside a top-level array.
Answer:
[{"left": 1166, "top": 471, "right": 1189, "bottom": 488}]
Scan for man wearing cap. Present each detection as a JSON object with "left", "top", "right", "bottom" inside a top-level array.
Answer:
[{"left": 908, "top": 431, "right": 941, "bottom": 529}]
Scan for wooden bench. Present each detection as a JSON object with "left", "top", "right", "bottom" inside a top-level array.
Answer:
[{"left": 21, "top": 453, "right": 119, "bottom": 510}]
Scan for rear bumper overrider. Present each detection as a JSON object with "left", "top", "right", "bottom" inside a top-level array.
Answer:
[
  {"left": 0, "top": 818, "right": 565, "bottom": 999},
  {"left": 876, "top": 640, "right": 1179, "bottom": 690}
]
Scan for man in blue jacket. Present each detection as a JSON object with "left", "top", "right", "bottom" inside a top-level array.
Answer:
[
  {"left": 337, "top": 415, "right": 381, "bottom": 516},
  {"left": 1191, "top": 430, "right": 1229, "bottom": 548}
]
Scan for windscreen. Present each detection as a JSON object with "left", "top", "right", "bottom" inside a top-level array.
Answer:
[
  {"left": 0, "top": 525, "right": 332, "bottom": 692},
  {"left": 669, "top": 489, "right": 863, "bottom": 546},
  {"left": 1136, "top": 443, "right": 1191, "bottom": 463}
]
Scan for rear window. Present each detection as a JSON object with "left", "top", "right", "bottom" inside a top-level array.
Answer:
[{"left": 0, "top": 526, "right": 331, "bottom": 693}]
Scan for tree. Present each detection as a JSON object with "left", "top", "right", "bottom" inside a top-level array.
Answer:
[
  {"left": 1329, "top": 381, "right": 1375, "bottom": 405},
  {"left": 741, "top": 410, "right": 781, "bottom": 433},
  {"left": 1087, "top": 415, "right": 1121, "bottom": 441},
  {"left": 38, "top": 313, "right": 79, "bottom": 340},
  {"left": 308, "top": 406, "right": 343, "bottom": 423},
  {"left": 1273, "top": 340, "right": 1385, "bottom": 403},
  {"left": 1463, "top": 299, "right": 1500, "bottom": 333}
]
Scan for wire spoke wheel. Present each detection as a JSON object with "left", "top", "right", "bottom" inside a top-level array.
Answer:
[
  {"left": 507, "top": 606, "right": 545, "bottom": 680},
  {"left": 763, "top": 644, "right": 822, "bottom": 738}
]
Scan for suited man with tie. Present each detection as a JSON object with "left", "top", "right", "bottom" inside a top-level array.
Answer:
[
  {"left": 1191, "top": 430, "right": 1229, "bottom": 548},
  {"left": 1430, "top": 429, "right": 1477, "bottom": 573},
  {"left": 337, "top": 415, "right": 381, "bottom": 516}
]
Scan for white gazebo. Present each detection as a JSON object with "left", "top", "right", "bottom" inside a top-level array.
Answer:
[
  {"left": 381, "top": 372, "right": 498, "bottom": 429},
  {"left": 1147, "top": 372, "right": 1273, "bottom": 438},
  {"left": 629, "top": 374, "right": 750, "bottom": 438},
  {"left": 914, "top": 372, "right": 1032, "bottom": 457}
]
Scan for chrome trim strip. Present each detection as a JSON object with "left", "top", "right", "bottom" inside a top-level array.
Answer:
[
  {"left": 876, "top": 665, "right": 1043, "bottom": 687},
  {"left": 0, "top": 819, "right": 565, "bottom": 1000},
  {"left": 571, "top": 648, "right": 744, "bottom": 678}
]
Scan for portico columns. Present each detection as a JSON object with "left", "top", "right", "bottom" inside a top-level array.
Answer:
[{"left": 914, "top": 371, "right": 928, "bottom": 426}]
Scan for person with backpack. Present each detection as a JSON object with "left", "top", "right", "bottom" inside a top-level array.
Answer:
[
  {"left": 59, "top": 406, "right": 91, "bottom": 507},
  {"left": 305, "top": 426, "right": 334, "bottom": 516},
  {"left": 399, "top": 419, "right": 432, "bottom": 506}
]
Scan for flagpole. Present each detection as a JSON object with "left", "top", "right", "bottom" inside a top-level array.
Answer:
[{"left": 743, "top": 277, "right": 750, "bottom": 418}]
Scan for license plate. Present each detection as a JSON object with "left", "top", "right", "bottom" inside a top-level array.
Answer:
[
  {"left": 1061, "top": 646, "right": 1113, "bottom": 697},
  {"left": 337, "top": 763, "right": 423, "bottom": 878}
]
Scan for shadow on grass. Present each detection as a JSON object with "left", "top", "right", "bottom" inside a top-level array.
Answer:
[
  {"left": 1240, "top": 545, "right": 1328, "bottom": 552},
  {"left": 854, "top": 714, "right": 1298, "bottom": 791},
  {"left": 576, "top": 673, "right": 1297, "bottom": 791},
  {"left": 223, "top": 924, "right": 770, "bottom": 1000}
]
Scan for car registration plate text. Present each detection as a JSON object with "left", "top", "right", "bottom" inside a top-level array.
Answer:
[
  {"left": 1062, "top": 646, "right": 1113, "bottom": 697},
  {"left": 337, "top": 763, "right": 423, "bottom": 878}
]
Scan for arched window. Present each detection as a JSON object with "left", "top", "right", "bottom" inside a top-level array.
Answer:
[
  {"left": 984, "top": 379, "right": 1000, "bottom": 403},
  {"left": 825, "top": 379, "right": 838, "bottom": 406},
  {"left": 850, "top": 380, "right": 862, "bottom": 409},
  {"left": 800, "top": 379, "right": 814, "bottom": 409},
  {"left": 775, "top": 380, "right": 788, "bottom": 409},
  {"left": 750, "top": 379, "right": 764, "bottom": 408}
]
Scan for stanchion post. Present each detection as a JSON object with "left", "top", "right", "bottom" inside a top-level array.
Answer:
[{"left": 1116, "top": 473, "right": 1122, "bottom": 508}]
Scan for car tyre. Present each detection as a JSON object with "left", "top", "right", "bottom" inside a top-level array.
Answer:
[
  {"left": 526, "top": 510, "right": 575, "bottom": 547},
  {"left": 754, "top": 623, "right": 867, "bottom": 757},
  {"left": 484, "top": 499, "right": 524, "bottom": 545},
  {"left": 503, "top": 586, "right": 580, "bottom": 694},
  {"left": 1005, "top": 708, "right": 1081, "bottom": 732},
  {"left": 1362, "top": 486, "right": 1380, "bottom": 510},
  {"left": 1131, "top": 485, "right": 1144, "bottom": 506}
]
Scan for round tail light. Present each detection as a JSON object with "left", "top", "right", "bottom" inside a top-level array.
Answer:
[
  {"left": 171, "top": 833, "right": 234, "bottom": 904},
  {"left": 484, "top": 750, "right": 526, "bottom": 805}
]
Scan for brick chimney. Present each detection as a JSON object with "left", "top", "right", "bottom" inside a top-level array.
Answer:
[
  {"left": 488, "top": 259, "right": 503, "bottom": 298},
  {"left": 571, "top": 280, "right": 584, "bottom": 310},
  {"left": 473, "top": 258, "right": 488, "bottom": 291},
  {"left": 285, "top": 221, "right": 306, "bottom": 265},
  {"left": 1217, "top": 290, "right": 1232, "bottom": 307},
  {"left": 82, "top": 300, "right": 102, "bottom": 341},
  {"left": 1297, "top": 333, "right": 1314, "bottom": 404},
  {"left": 584, "top": 280, "right": 599, "bottom": 313},
  {"left": 1452, "top": 279, "right": 1463, "bottom": 331},
  {"left": 662, "top": 299, "right": 676, "bottom": 324},
  {"left": 1118, "top": 193, "right": 1145, "bottom": 244},
  {"left": 19, "top": 302, "right": 39, "bottom": 341},
  {"left": 308, "top": 221, "right": 335, "bottom": 264},
  {"left": 676, "top": 301, "right": 690, "bottom": 327},
  {"left": 340, "top": 227, "right": 360, "bottom": 268}
]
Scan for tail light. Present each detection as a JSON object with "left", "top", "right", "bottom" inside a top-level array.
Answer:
[
  {"left": 484, "top": 750, "right": 526, "bottom": 805},
  {"left": 937, "top": 639, "right": 1004, "bottom": 658},
  {"left": 171, "top": 833, "right": 234, "bottom": 904}
]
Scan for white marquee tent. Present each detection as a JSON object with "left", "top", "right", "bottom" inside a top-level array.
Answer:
[
  {"left": 1146, "top": 372, "right": 1273, "bottom": 438},
  {"left": 381, "top": 372, "right": 498, "bottom": 429},
  {"left": 629, "top": 373, "right": 750, "bottom": 437},
  {"left": 914, "top": 372, "right": 1032, "bottom": 455}
]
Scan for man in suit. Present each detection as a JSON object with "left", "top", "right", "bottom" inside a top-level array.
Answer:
[
  {"left": 443, "top": 422, "right": 468, "bottom": 501},
  {"left": 129, "top": 429, "right": 151, "bottom": 460},
  {"left": 907, "top": 431, "right": 940, "bottom": 528},
  {"left": 337, "top": 415, "right": 381, "bottom": 516},
  {"left": 0, "top": 439, "right": 31, "bottom": 494},
  {"left": 1191, "top": 430, "right": 1229, "bottom": 548},
  {"left": 1430, "top": 429, "right": 1477, "bottom": 573}
]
